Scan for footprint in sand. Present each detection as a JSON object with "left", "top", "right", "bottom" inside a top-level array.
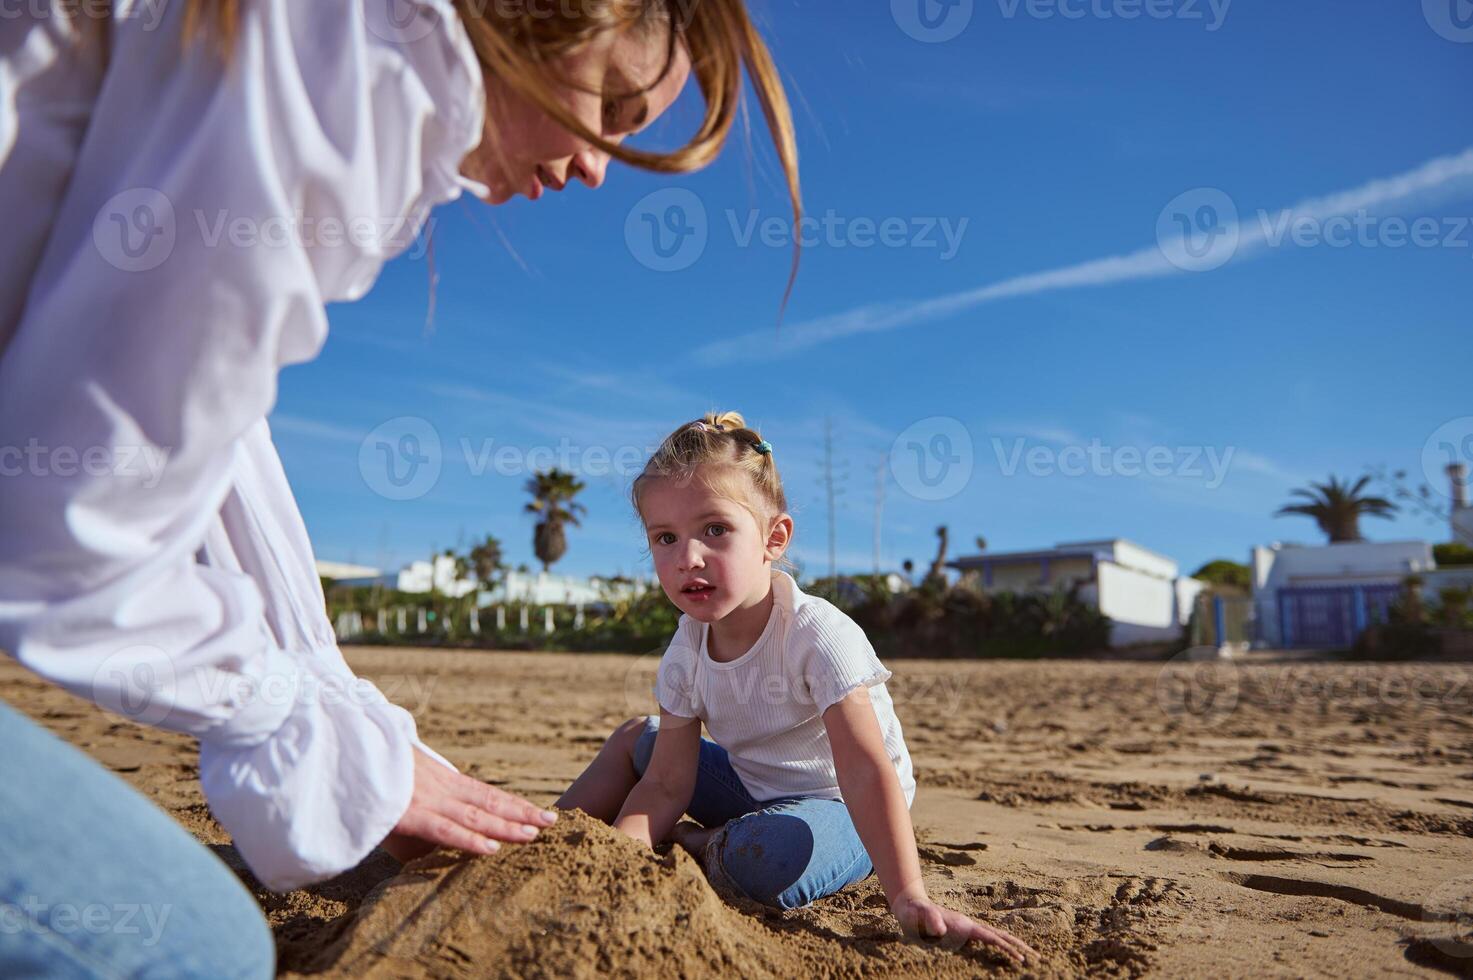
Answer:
[
  {"left": 1216, "top": 872, "right": 1423, "bottom": 921},
  {"left": 1145, "top": 835, "right": 1376, "bottom": 866},
  {"left": 917, "top": 843, "right": 984, "bottom": 867}
]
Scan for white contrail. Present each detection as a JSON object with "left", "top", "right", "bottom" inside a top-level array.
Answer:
[{"left": 695, "top": 147, "right": 1473, "bottom": 363}]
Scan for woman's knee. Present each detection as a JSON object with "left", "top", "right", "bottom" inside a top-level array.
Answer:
[
  {"left": 190, "top": 871, "right": 275, "bottom": 979},
  {"left": 0, "top": 852, "right": 275, "bottom": 980},
  {"left": 143, "top": 848, "right": 275, "bottom": 978}
]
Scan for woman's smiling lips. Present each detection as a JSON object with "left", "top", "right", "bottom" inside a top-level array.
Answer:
[{"left": 525, "top": 165, "right": 567, "bottom": 201}]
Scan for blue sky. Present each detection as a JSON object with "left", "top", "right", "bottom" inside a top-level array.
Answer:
[{"left": 273, "top": 0, "right": 1473, "bottom": 582}]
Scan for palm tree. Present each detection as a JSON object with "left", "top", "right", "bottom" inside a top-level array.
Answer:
[
  {"left": 924, "top": 525, "right": 950, "bottom": 589},
  {"left": 525, "top": 468, "right": 586, "bottom": 572},
  {"left": 1275, "top": 474, "right": 1396, "bottom": 543},
  {"left": 451, "top": 534, "right": 504, "bottom": 637},
  {"left": 467, "top": 534, "right": 505, "bottom": 593}
]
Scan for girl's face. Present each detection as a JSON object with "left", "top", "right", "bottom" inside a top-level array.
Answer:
[
  {"left": 467, "top": 25, "right": 692, "bottom": 204},
  {"left": 642, "top": 476, "right": 790, "bottom": 624}
]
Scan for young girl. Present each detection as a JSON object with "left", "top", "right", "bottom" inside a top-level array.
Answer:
[{"left": 558, "top": 412, "right": 1037, "bottom": 965}]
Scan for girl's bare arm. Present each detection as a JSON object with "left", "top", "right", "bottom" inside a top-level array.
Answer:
[
  {"left": 824, "top": 688, "right": 1037, "bottom": 966},
  {"left": 613, "top": 710, "right": 701, "bottom": 847}
]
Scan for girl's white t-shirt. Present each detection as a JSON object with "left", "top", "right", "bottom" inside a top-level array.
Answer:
[{"left": 655, "top": 570, "right": 917, "bottom": 807}]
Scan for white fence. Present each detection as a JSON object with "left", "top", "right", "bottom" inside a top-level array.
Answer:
[{"left": 332, "top": 603, "right": 587, "bottom": 641}]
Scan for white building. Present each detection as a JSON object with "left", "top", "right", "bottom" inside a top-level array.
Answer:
[
  {"left": 1250, "top": 540, "right": 1434, "bottom": 649},
  {"left": 317, "top": 557, "right": 650, "bottom": 606},
  {"left": 315, "top": 560, "right": 382, "bottom": 581},
  {"left": 479, "top": 569, "right": 651, "bottom": 607},
  {"left": 949, "top": 539, "right": 1205, "bottom": 647},
  {"left": 323, "top": 554, "right": 479, "bottom": 598}
]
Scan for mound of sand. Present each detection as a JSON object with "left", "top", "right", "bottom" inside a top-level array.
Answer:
[{"left": 277, "top": 810, "right": 1019, "bottom": 979}]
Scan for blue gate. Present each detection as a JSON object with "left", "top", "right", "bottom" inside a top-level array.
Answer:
[{"left": 1278, "top": 585, "right": 1401, "bottom": 648}]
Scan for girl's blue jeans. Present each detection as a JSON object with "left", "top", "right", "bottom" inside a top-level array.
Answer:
[
  {"left": 633, "top": 715, "right": 875, "bottom": 910},
  {"left": 0, "top": 698, "right": 274, "bottom": 979}
]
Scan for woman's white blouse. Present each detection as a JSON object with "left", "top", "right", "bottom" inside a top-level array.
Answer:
[{"left": 0, "top": 0, "right": 485, "bottom": 890}]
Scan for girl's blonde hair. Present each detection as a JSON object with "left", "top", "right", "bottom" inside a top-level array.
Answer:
[
  {"left": 633, "top": 411, "right": 791, "bottom": 562},
  {"left": 170, "top": 0, "right": 801, "bottom": 314}
]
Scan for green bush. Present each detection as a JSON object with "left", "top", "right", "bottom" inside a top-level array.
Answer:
[
  {"left": 331, "top": 577, "right": 1113, "bottom": 659},
  {"left": 1434, "top": 542, "right": 1473, "bottom": 567},
  {"left": 1352, "top": 579, "right": 1473, "bottom": 658},
  {"left": 843, "top": 579, "right": 1110, "bottom": 659}
]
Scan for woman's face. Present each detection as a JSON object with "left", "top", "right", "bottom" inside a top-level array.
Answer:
[{"left": 468, "top": 25, "right": 692, "bottom": 204}]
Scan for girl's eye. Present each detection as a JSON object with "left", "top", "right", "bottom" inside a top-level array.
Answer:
[
  {"left": 706, "top": 524, "right": 727, "bottom": 537},
  {"left": 656, "top": 532, "right": 675, "bottom": 546}
]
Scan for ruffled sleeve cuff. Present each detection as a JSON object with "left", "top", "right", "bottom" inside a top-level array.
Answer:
[{"left": 196, "top": 651, "right": 420, "bottom": 892}]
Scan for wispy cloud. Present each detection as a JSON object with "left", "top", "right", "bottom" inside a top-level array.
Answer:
[
  {"left": 270, "top": 414, "right": 366, "bottom": 445},
  {"left": 695, "top": 147, "right": 1473, "bottom": 363},
  {"left": 1228, "top": 449, "right": 1309, "bottom": 486},
  {"left": 419, "top": 381, "right": 670, "bottom": 462},
  {"left": 530, "top": 361, "right": 705, "bottom": 407},
  {"left": 990, "top": 422, "right": 1088, "bottom": 446}
]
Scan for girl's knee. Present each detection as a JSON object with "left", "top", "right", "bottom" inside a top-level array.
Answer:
[
  {"left": 612, "top": 716, "right": 656, "bottom": 768},
  {"left": 709, "top": 814, "right": 812, "bottom": 910},
  {"left": 709, "top": 805, "right": 870, "bottom": 911}
]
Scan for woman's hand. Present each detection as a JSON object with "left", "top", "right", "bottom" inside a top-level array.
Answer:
[
  {"left": 891, "top": 894, "right": 1039, "bottom": 966},
  {"left": 382, "top": 749, "right": 557, "bottom": 861}
]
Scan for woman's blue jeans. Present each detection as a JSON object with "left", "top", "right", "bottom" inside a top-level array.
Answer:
[
  {"left": 0, "top": 699, "right": 274, "bottom": 978},
  {"left": 633, "top": 715, "right": 875, "bottom": 911}
]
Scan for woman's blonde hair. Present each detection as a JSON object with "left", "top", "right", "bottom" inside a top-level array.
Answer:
[
  {"left": 172, "top": 0, "right": 801, "bottom": 314},
  {"left": 632, "top": 411, "right": 791, "bottom": 562}
]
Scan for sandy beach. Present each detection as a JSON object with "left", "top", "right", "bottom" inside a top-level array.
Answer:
[{"left": 4, "top": 647, "right": 1472, "bottom": 978}]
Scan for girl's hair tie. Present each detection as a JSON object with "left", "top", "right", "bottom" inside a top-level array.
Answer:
[{"left": 753, "top": 439, "right": 773, "bottom": 455}]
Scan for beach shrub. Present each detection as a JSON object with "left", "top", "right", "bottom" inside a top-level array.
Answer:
[
  {"left": 842, "top": 579, "right": 1110, "bottom": 659},
  {"left": 1434, "top": 542, "right": 1473, "bottom": 567}
]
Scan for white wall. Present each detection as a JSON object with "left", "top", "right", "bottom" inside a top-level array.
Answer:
[
  {"left": 396, "top": 555, "right": 478, "bottom": 598},
  {"left": 1112, "top": 541, "right": 1180, "bottom": 580},
  {"left": 1096, "top": 561, "right": 1181, "bottom": 645},
  {"left": 480, "top": 570, "right": 651, "bottom": 606},
  {"left": 316, "top": 560, "right": 382, "bottom": 580},
  {"left": 1255, "top": 540, "right": 1434, "bottom": 590},
  {"left": 1175, "top": 577, "right": 1207, "bottom": 626},
  {"left": 1251, "top": 540, "right": 1436, "bottom": 648}
]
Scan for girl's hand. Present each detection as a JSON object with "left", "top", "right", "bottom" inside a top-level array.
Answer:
[
  {"left": 891, "top": 895, "right": 1039, "bottom": 966},
  {"left": 383, "top": 749, "right": 557, "bottom": 860}
]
